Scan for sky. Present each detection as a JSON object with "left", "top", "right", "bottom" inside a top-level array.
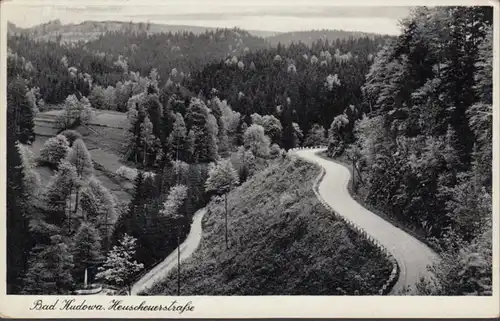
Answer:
[{"left": 3, "top": 1, "right": 415, "bottom": 35}]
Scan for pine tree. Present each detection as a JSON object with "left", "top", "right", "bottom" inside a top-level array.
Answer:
[
  {"left": 169, "top": 112, "right": 187, "bottom": 161},
  {"left": 292, "top": 122, "right": 303, "bottom": 147},
  {"left": 22, "top": 235, "right": 74, "bottom": 294},
  {"left": 16, "top": 142, "right": 41, "bottom": 196},
  {"left": 280, "top": 105, "right": 295, "bottom": 150},
  {"left": 6, "top": 138, "right": 32, "bottom": 293},
  {"left": 185, "top": 98, "right": 219, "bottom": 162},
  {"left": 140, "top": 116, "right": 156, "bottom": 166},
  {"left": 112, "top": 170, "right": 146, "bottom": 245},
  {"left": 43, "top": 160, "right": 79, "bottom": 232},
  {"left": 160, "top": 184, "right": 188, "bottom": 295},
  {"left": 7, "top": 77, "right": 35, "bottom": 144},
  {"left": 205, "top": 159, "right": 239, "bottom": 249},
  {"left": 80, "top": 176, "right": 117, "bottom": 251},
  {"left": 186, "top": 129, "right": 196, "bottom": 163},
  {"left": 71, "top": 222, "right": 102, "bottom": 284},
  {"left": 143, "top": 94, "right": 163, "bottom": 141}
]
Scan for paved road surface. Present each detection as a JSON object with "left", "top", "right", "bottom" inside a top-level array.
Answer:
[
  {"left": 130, "top": 208, "right": 206, "bottom": 295},
  {"left": 294, "top": 148, "right": 440, "bottom": 294}
]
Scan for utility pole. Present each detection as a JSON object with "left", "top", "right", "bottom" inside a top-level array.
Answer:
[
  {"left": 176, "top": 135, "right": 181, "bottom": 296},
  {"left": 225, "top": 193, "right": 228, "bottom": 249},
  {"left": 352, "top": 157, "right": 356, "bottom": 191},
  {"left": 177, "top": 224, "right": 181, "bottom": 296}
]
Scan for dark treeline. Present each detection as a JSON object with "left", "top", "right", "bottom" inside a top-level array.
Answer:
[{"left": 266, "top": 29, "right": 388, "bottom": 47}]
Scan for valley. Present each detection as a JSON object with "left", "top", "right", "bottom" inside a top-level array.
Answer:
[{"left": 6, "top": 6, "right": 493, "bottom": 298}]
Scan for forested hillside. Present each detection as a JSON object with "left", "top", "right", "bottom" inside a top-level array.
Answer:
[
  {"left": 188, "top": 36, "right": 391, "bottom": 147},
  {"left": 335, "top": 7, "right": 493, "bottom": 295},
  {"left": 7, "top": 28, "right": 268, "bottom": 106}
]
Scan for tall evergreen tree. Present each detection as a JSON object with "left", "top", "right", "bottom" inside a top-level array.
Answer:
[
  {"left": 6, "top": 139, "right": 32, "bottom": 293},
  {"left": 71, "top": 222, "right": 102, "bottom": 284},
  {"left": 22, "top": 235, "right": 74, "bottom": 294},
  {"left": 80, "top": 176, "right": 117, "bottom": 250},
  {"left": 169, "top": 112, "right": 188, "bottom": 162},
  {"left": 7, "top": 77, "right": 35, "bottom": 144},
  {"left": 43, "top": 160, "right": 79, "bottom": 232}
]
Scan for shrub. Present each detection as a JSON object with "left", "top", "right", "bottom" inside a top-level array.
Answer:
[
  {"left": 116, "top": 166, "right": 138, "bottom": 181},
  {"left": 270, "top": 144, "right": 281, "bottom": 158},
  {"left": 39, "top": 135, "right": 70, "bottom": 167},
  {"left": 60, "top": 130, "right": 83, "bottom": 146},
  {"left": 116, "top": 166, "right": 154, "bottom": 181}
]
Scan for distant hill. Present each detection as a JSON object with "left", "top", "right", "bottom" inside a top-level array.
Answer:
[
  {"left": 7, "top": 20, "right": 281, "bottom": 43},
  {"left": 266, "top": 29, "right": 390, "bottom": 46}
]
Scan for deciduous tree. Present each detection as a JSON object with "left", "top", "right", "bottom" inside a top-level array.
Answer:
[
  {"left": 96, "top": 234, "right": 144, "bottom": 295},
  {"left": 205, "top": 159, "right": 239, "bottom": 249}
]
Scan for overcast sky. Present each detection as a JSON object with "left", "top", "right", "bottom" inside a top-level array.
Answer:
[{"left": 3, "top": 1, "right": 415, "bottom": 35}]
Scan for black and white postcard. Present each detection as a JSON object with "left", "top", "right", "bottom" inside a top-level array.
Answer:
[{"left": 0, "top": 0, "right": 498, "bottom": 318}]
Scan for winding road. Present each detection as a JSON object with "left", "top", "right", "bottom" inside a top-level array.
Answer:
[
  {"left": 293, "top": 147, "right": 440, "bottom": 294},
  {"left": 130, "top": 208, "right": 206, "bottom": 295}
]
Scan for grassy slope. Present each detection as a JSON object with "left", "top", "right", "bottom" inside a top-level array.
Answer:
[{"left": 145, "top": 156, "right": 392, "bottom": 295}]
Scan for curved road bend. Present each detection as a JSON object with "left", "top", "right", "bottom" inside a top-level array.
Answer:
[
  {"left": 130, "top": 208, "right": 206, "bottom": 295},
  {"left": 294, "top": 148, "right": 440, "bottom": 295}
]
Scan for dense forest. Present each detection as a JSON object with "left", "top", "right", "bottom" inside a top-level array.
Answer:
[
  {"left": 6, "top": 6, "right": 493, "bottom": 296},
  {"left": 345, "top": 6, "right": 493, "bottom": 295},
  {"left": 188, "top": 36, "right": 390, "bottom": 141},
  {"left": 7, "top": 27, "right": 267, "bottom": 106}
]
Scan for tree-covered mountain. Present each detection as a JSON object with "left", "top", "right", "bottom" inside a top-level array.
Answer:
[
  {"left": 7, "top": 20, "right": 280, "bottom": 43},
  {"left": 267, "top": 29, "right": 390, "bottom": 47},
  {"left": 7, "top": 27, "right": 269, "bottom": 106}
]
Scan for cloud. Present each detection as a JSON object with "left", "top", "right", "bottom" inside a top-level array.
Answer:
[
  {"left": 62, "top": 5, "right": 122, "bottom": 13},
  {"left": 123, "top": 6, "right": 410, "bottom": 21},
  {"left": 5, "top": 1, "right": 408, "bottom": 34}
]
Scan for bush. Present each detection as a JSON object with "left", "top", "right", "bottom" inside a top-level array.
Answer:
[
  {"left": 116, "top": 166, "right": 138, "bottom": 181},
  {"left": 270, "top": 144, "right": 281, "bottom": 158},
  {"left": 39, "top": 135, "right": 70, "bottom": 167},
  {"left": 60, "top": 130, "right": 83, "bottom": 146},
  {"left": 116, "top": 166, "right": 155, "bottom": 181}
]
